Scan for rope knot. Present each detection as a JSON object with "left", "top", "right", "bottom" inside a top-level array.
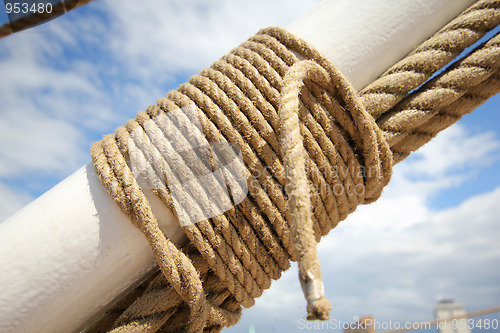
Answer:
[{"left": 279, "top": 59, "right": 392, "bottom": 320}]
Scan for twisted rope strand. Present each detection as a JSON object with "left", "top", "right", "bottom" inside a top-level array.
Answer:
[
  {"left": 381, "top": 32, "right": 500, "bottom": 162},
  {"left": 360, "top": 0, "right": 500, "bottom": 118}
]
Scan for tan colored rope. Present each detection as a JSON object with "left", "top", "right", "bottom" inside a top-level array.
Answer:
[
  {"left": 377, "top": 32, "right": 500, "bottom": 162},
  {"left": 0, "top": 0, "right": 94, "bottom": 39},
  {"left": 278, "top": 59, "right": 391, "bottom": 319},
  {"left": 360, "top": 0, "right": 500, "bottom": 118},
  {"left": 87, "top": 1, "right": 499, "bottom": 332}
]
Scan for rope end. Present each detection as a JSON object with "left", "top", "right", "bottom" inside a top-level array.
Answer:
[
  {"left": 303, "top": 277, "right": 331, "bottom": 320},
  {"left": 306, "top": 296, "right": 332, "bottom": 321}
]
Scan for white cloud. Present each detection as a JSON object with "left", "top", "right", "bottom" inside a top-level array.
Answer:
[
  {"left": 351, "top": 186, "right": 500, "bottom": 322},
  {"left": 397, "top": 125, "right": 500, "bottom": 178},
  {"left": 0, "top": 183, "right": 33, "bottom": 222},
  {"left": 0, "top": 108, "right": 86, "bottom": 177},
  {"left": 100, "top": 0, "right": 321, "bottom": 80},
  {"left": 0, "top": 0, "right": 322, "bottom": 184},
  {"left": 0, "top": 33, "right": 111, "bottom": 178}
]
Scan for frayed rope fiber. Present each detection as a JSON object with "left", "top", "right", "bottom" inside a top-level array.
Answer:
[{"left": 89, "top": 1, "right": 500, "bottom": 332}]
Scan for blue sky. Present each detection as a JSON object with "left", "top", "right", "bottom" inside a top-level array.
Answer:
[{"left": 0, "top": 1, "right": 499, "bottom": 332}]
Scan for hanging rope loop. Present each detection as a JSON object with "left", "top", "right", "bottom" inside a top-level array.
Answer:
[{"left": 279, "top": 59, "right": 392, "bottom": 320}]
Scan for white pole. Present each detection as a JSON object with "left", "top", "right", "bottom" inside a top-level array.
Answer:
[
  {"left": 287, "top": 0, "right": 478, "bottom": 90},
  {"left": 0, "top": 0, "right": 476, "bottom": 332}
]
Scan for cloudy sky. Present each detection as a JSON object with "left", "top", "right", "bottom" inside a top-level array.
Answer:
[{"left": 0, "top": 1, "right": 499, "bottom": 332}]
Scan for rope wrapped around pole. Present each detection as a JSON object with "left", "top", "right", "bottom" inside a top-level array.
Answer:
[{"left": 87, "top": 0, "right": 500, "bottom": 332}]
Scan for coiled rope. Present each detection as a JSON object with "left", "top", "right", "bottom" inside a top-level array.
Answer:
[{"left": 88, "top": 1, "right": 500, "bottom": 332}]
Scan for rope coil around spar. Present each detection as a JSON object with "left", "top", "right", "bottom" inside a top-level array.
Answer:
[
  {"left": 88, "top": 1, "right": 500, "bottom": 332},
  {"left": 91, "top": 28, "right": 394, "bottom": 331}
]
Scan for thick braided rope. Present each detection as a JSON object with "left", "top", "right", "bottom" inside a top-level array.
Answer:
[{"left": 88, "top": 2, "right": 500, "bottom": 332}]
